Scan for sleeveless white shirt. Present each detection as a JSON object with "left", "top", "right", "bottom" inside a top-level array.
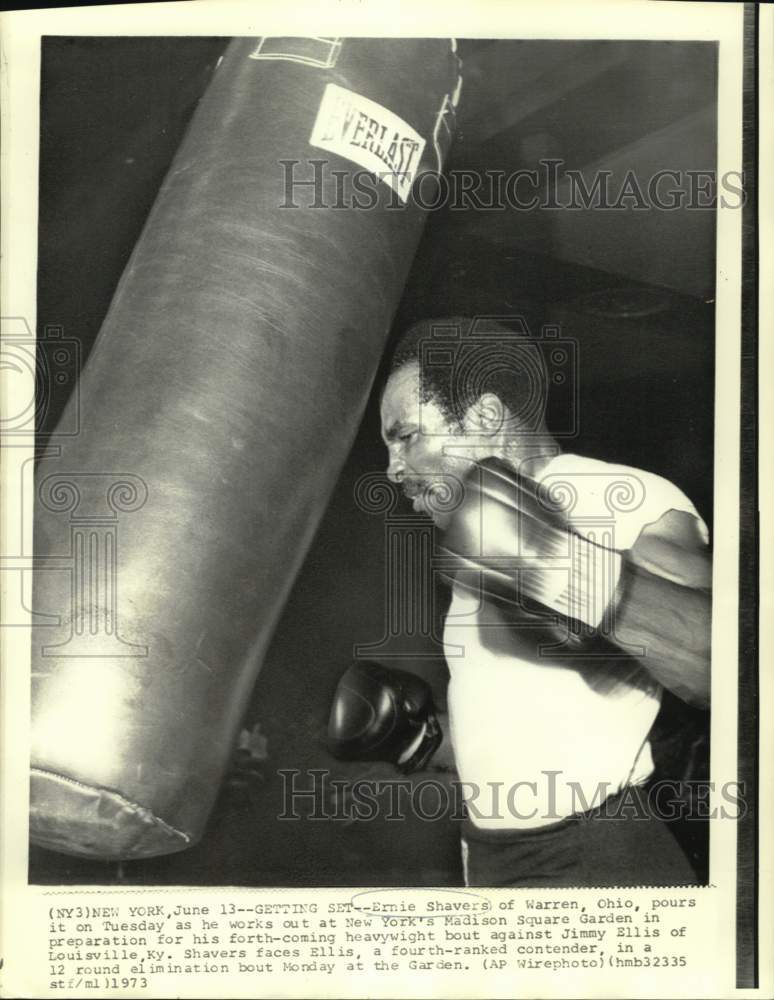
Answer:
[{"left": 442, "top": 453, "right": 708, "bottom": 830}]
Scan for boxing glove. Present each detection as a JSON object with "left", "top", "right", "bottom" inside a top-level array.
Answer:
[
  {"left": 437, "top": 458, "right": 623, "bottom": 644},
  {"left": 327, "top": 661, "right": 442, "bottom": 774}
]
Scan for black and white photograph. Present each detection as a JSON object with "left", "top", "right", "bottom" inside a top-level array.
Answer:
[{"left": 0, "top": 2, "right": 767, "bottom": 998}]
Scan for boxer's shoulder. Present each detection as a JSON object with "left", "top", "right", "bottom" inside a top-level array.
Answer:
[{"left": 537, "top": 452, "right": 708, "bottom": 549}]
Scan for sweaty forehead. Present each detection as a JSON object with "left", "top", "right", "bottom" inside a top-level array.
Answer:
[{"left": 381, "top": 363, "right": 421, "bottom": 427}]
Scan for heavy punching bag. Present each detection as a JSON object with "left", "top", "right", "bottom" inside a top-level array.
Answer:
[{"left": 30, "top": 37, "right": 461, "bottom": 859}]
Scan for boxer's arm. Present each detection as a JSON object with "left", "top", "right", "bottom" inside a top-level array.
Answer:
[
  {"left": 438, "top": 458, "right": 712, "bottom": 707},
  {"left": 610, "top": 509, "right": 712, "bottom": 708},
  {"left": 426, "top": 710, "right": 457, "bottom": 774}
]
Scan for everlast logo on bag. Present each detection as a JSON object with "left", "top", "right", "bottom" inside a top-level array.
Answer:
[{"left": 309, "top": 83, "right": 426, "bottom": 203}]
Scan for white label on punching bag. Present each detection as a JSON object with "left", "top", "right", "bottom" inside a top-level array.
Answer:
[{"left": 309, "top": 83, "right": 426, "bottom": 204}]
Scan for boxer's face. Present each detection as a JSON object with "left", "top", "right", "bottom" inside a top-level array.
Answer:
[{"left": 381, "top": 362, "right": 475, "bottom": 524}]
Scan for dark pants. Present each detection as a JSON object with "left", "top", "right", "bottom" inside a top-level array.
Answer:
[{"left": 461, "top": 786, "right": 698, "bottom": 888}]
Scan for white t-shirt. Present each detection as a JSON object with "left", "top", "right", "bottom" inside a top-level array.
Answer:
[{"left": 442, "top": 453, "right": 708, "bottom": 831}]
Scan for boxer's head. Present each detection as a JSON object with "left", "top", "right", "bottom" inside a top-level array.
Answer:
[
  {"left": 380, "top": 317, "right": 552, "bottom": 523},
  {"left": 380, "top": 358, "right": 473, "bottom": 522}
]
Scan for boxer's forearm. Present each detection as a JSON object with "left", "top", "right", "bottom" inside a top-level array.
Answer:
[
  {"left": 611, "top": 560, "right": 711, "bottom": 708},
  {"left": 428, "top": 710, "right": 458, "bottom": 774}
]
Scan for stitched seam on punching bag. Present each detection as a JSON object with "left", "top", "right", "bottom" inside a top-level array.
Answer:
[
  {"left": 248, "top": 36, "right": 342, "bottom": 69},
  {"left": 30, "top": 766, "right": 191, "bottom": 843},
  {"left": 431, "top": 47, "right": 463, "bottom": 177},
  {"left": 432, "top": 93, "right": 455, "bottom": 176}
]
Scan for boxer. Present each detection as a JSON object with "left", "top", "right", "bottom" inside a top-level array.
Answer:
[{"left": 356, "top": 316, "right": 711, "bottom": 887}]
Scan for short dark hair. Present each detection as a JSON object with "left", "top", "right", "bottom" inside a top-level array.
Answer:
[{"left": 389, "top": 316, "right": 548, "bottom": 429}]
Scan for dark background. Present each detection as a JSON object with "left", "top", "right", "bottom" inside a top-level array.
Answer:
[{"left": 31, "top": 37, "right": 716, "bottom": 886}]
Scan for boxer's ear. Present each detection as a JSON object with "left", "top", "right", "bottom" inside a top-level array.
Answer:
[{"left": 463, "top": 392, "right": 507, "bottom": 434}]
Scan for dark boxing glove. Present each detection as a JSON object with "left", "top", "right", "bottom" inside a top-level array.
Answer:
[
  {"left": 437, "top": 458, "right": 623, "bottom": 646},
  {"left": 327, "top": 661, "right": 442, "bottom": 774}
]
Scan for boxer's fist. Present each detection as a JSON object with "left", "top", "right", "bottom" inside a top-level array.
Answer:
[
  {"left": 438, "top": 458, "right": 623, "bottom": 637},
  {"left": 327, "top": 661, "right": 442, "bottom": 774}
]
